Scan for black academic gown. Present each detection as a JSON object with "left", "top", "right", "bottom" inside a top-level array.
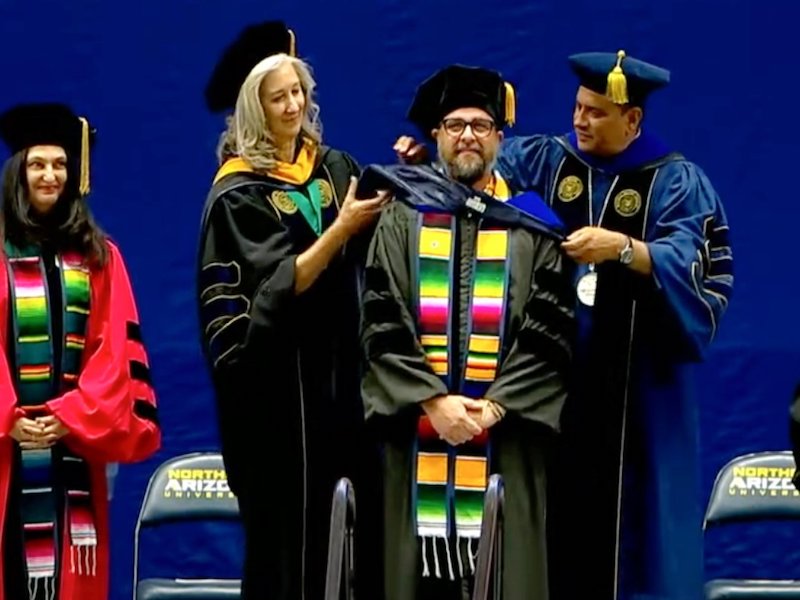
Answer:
[
  {"left": 196, "top": 146, "right": 379, "bottom": 600},
  {"left": 360, "top": 165, "right": 575, "bottom": 600}
]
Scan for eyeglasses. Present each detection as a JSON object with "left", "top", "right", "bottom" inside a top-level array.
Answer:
[{"left": 440, "top": 118, "right": 496, "bottom": 138}]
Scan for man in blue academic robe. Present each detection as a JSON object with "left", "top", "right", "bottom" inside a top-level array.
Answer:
[{"left": 496, "top": 51, "right": 733, "bottom": 600}]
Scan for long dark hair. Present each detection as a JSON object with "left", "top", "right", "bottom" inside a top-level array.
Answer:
[{"left": 1, "top": 149, "right": 107, "bottom": 266}]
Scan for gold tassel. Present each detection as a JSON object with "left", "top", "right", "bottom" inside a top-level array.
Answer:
[
  {"left": 504, "top": 81, "right": 516, "bottom": 127},
  {"left": 288, "top": 28, "right": 296, "bottom": 57},
  {"left": 78, "top": 117, "right": 90, "bottom": 196},
  {"left": 606, "top": 49, "right": 629, "bottom": 105}
]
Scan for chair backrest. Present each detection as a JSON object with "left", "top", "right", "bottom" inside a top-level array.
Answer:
[
  {"left": 704, "top": 451, "right": 800, "bottom": 528},
  {"left": 133, "top": 452, "right": 240, "bottom": 598},
  {"left": 324, "top": 477, "right": 357, "bottom": 600},
  {"left": 137, "top": 452, "right": 239, "bottom": 526},
  {"left": 472, "top": 474, "right": 505, "bottom": 600}
]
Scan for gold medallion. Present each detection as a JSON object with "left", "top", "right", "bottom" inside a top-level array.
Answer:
[
  {"left": 558, "top": 175, "right": 583, "bottom": 202},
  {"left": 270, "top": 190, "right": 297, "bottom": 215},
  {"left": 613, "top": 189, "right": 642, "bottom": 217},
  {"left": 318, "top": 179, "right": 333, "bottom": 208}
]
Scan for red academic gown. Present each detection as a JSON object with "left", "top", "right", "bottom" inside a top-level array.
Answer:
[{"left": 0, "top": 241, "right": 161, "bottom": 600}]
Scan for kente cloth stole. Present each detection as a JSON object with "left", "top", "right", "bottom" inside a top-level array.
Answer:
[
  {"left": 6, "top": 243, "right": 95, "bottom": 599},
  {"left": 414, "top": 211, "right": 511, "bottom": 580}
]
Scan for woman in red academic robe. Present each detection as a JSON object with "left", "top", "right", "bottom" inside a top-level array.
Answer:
[{"left": 0, "top": 102, "right": 161, "bottom": 600}]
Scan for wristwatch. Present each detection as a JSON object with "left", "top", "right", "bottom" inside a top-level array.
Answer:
[{"left": 619, "top": 236, "right": 634, "bottom": 265}]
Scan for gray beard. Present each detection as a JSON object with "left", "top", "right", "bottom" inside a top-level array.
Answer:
[{"left": 446, "top": 152, "right": 487, "bottom": 186}]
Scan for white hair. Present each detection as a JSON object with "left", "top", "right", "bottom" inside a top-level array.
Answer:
[{"left": 216, "top": 53, "right": 322, "bottom": 171}]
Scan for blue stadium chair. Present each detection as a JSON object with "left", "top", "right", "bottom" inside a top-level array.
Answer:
[
  {"left": 704, "top": 451, "right": 800, "bottom": 599},
  {"left": 133, "top": 452, "right": 241, "bottom": 600}
]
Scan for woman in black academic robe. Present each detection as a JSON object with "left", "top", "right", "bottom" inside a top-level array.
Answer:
[{"left": 197, "top": 23, "right": 388, "bottom": 600}]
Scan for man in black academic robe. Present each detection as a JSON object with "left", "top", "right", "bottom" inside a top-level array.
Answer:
[{"left": 360, "top": 64, "right": 575, "bottom": 600}]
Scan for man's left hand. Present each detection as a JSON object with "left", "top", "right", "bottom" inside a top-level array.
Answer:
[{"left": 561, "top": 226, "right": 625, "bottom": 264}]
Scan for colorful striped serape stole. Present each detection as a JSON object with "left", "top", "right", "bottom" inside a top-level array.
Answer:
[
  {"left": 417, "top": 213, "right": 453, "bottom": 384},
  {"left": 7, "top": 246, "right": 96, "bottom": 598},
  {"left": 20, "top": 448, "right": 57, "bottom": 600},
  {"left": 414, "top": 212, "right": 511, "bottom": 579},
  {"left": 59, "top": 254, "right": 98, "bottom": 575}
]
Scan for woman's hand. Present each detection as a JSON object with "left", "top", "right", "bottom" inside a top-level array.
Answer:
[
  {"left": 9, "top": 415, "right": 69, "bottom": 449},
  {"left": 36, "top": 415, "right": 70, "bottom": 446},
  {"left": 334, "top": 177, "right": 391, "bottom": 238}
]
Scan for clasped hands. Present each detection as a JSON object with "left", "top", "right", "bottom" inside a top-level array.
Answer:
[
  {"left": 10, "top": 414, "right": 69, "bottom": 450},
  {"left": 422, "top": 394, "right": 506, "bottom": 446}
]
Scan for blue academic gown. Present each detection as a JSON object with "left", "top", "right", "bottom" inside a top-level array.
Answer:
[{"left": 496, "top": 132, "right": 733, "bottom": 600}]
